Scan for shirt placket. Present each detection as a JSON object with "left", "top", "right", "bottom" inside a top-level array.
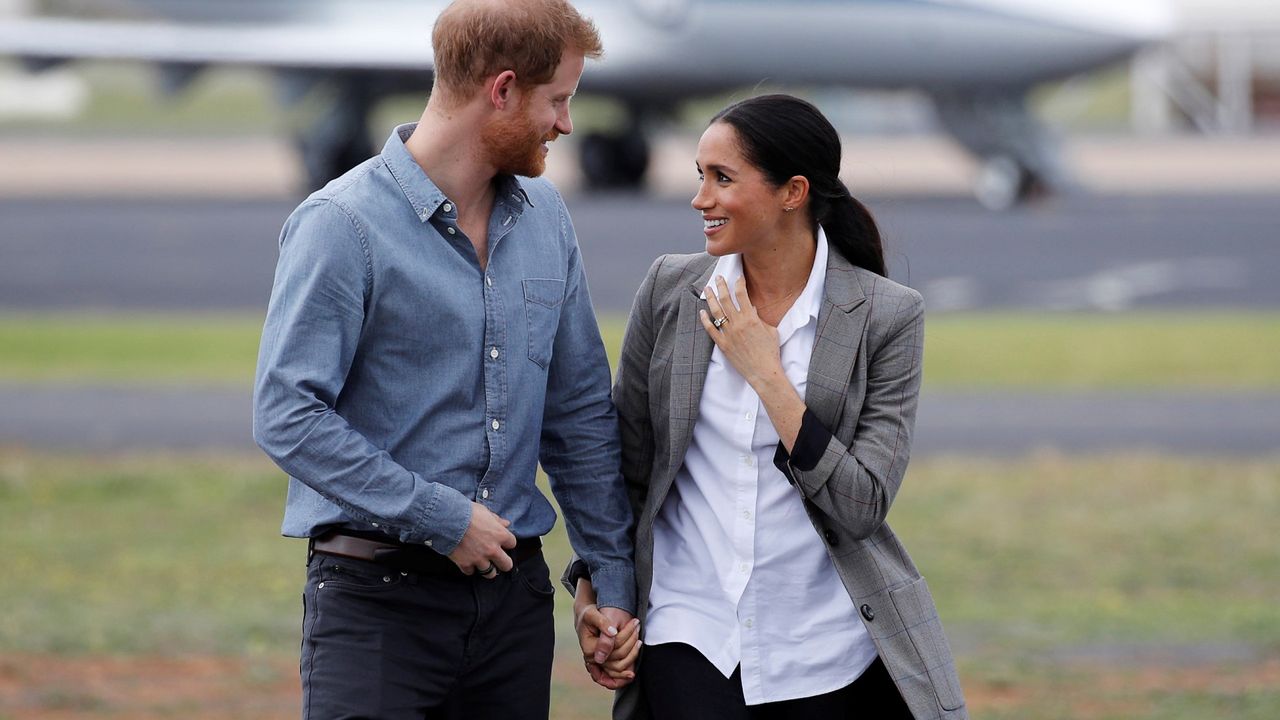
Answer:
[
  {"left": 475, "top": 197, "right": 521, "bottom": 507},
  {"left": 726, "top": 375, "right": 758, "bottom": 673},
  {"left": 739, "top": 389, "right": 770, "bottom": 702}
]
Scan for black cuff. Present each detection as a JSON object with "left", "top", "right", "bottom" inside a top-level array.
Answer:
[
  {"left": 773, "top": 409, "right": 833, "bottom": 477},
  {"left": 566, "top": 558, "right": 590, "bottom": 587}
]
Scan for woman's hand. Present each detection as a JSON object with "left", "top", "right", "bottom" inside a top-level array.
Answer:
[
  {"left": 699, "top": 276, "right": 784, "bottom": 388},
  {"left": 574, "top": 580, "right": 639, "bottom": 689},
  {"left": 700, "top": 275, "right": 806, "bottom": 451}
]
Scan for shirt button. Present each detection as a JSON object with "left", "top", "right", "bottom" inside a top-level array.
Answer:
[
  {"left": 739, "top": 562, "right": 749, "bottom": 573},
  {"left": 742, "top": 510, "right": 751, "bottom": 520},
  {"left": 745, "top": 618, "right": 754, "bottom": 628},
  {"left": 486, "top": 275, "right": 493, "bottom": 287},
  {"left": 490, "top": 347, "right": 499, "bottom": 359},
  {"left": 446, "top": 226, "right": 456, "bottom": 235},
  {"left": 744, "top": 412, "right": 753, "bottom": 421},
  {"left": 425, "top": 539, "right": 433, "bottom": 547},
  {"left": 481, "top": 489, "right": 489, "bottom": 499},
  {"left": 371, "top": 522, "right": 379, "bottom": 528},
  {"left": 442, "top": 202, "right": 452, "bottom": 212},
  {"left": 491, "top": 419, "right": 500, "bottom": 430}
]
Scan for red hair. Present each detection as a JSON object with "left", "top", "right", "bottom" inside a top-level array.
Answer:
[{"left": 432, "top": 0, "right": 602, "bottom": 98}]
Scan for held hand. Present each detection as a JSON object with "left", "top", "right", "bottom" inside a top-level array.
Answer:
[
  {"left": 576, "top": 606, "right": 639, "bottom": 688},
  {"left": 575, "top": 581, "right": 638, "bottom": 689},
  {"left": 448, "top": 502, "right": 517, "bottom": 578},
  {"left": 700, "top": 276, "right": 784, "bottom": 389},
  {"left": 601, "top": 613, "right": 641, "bottom": 679}
]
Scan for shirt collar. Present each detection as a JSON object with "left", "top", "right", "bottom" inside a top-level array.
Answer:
[
  {"left": 382, "top": 122, "right": 534, "bottom": 224},
  {"left": 701, "top": 228, "right": 829, "bottom": 345}
]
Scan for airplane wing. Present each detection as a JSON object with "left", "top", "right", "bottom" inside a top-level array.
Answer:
[{"left": 0, "top": 17, "right": 434, "bottom": 71}]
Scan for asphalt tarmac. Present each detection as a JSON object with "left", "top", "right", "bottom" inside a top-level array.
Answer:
[
  {"left": 1, "top": 192, "right": 1277, "bottom": 313},
  {"left": 2, "top": 383, "right": 1274, "bottom": 456},
  {"left": 1, "top": 191, "right": 1277, "bottom": 455}
]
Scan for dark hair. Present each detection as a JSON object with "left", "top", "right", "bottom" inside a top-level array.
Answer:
[{"left": 711, "top": 94, "right": 885, "bottom": 276}]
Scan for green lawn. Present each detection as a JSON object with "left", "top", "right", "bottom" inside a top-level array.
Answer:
[
  {"left": 1, "top": 451, "right": 1277, "bottom": 718},
  {"left": 2, "top": 311, "right": 1278, "bottom": 389}
]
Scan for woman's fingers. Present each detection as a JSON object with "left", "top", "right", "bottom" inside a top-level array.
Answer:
[
  {"left": 733, "top": 276, "right": 753, "bottom": 311},
  {"left": 604, "top": 638, "right": 642, "bottom": 676},
  {"left": 704, "top": 282, "right": 728, "bottom": 322},
  {"left": 714, "top": 276, "right": 739, "bottom": 317},
  {"left": 607, "top": 618, "right": 640, "bottom": 658},
  {"left": 698, "top": 309, "right": 723, "bottom": 341}
]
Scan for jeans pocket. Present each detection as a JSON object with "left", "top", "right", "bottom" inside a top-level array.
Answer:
[
  {"left": 515, "top": 557, "right": 556, "bottom": 599},
  {"left": 315, "top": 556, "right": 405, "bottom": 593},
  {"left": 523, "top": 278, "right": 565, "bottom": 369}
]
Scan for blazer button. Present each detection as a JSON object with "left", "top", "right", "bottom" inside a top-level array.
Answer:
[
  {"left": 860, "top": 604, "right": 875, "bottom": 622},
  {"left": 823, "top": 528, "right": 839, "bottom": 546}
]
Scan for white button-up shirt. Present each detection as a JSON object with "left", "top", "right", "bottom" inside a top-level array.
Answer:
[{"left": 644, "top": 230, "right": 877, "bottom": 704}]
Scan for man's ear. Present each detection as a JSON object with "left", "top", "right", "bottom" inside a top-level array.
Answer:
[{"left": 488, "top": 70, "right": 519, "bottom": 110}]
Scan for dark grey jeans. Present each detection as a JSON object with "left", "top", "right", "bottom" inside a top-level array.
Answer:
[{"left": 299, "top": 549, "right": 556, "bottom": 720}]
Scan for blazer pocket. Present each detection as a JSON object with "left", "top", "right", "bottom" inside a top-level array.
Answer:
[
  {"left": 889, "top": 577, "right": 965, "bottom": 711},
  {"left": 522, "top": 278, "right": 565, "bottom": 369}
]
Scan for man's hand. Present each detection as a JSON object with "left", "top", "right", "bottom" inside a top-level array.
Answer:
[
  {"left": 448, "top": 502, "right": 517, "bottom": 578},
  {"left": 575, "top": 580, "right": 640, "bottom": 689}
]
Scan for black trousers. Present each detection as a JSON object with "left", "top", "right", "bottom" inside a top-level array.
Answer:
[
  {"left": 641, "top": 642, "right": 915, "bottom": 720},
  {"left": 300, "top": 549, "right": 555, "bottom": 720}
]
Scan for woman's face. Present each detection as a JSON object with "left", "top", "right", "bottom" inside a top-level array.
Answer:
[{"left": 691, "top": 122, "right": 788, "bottom": 257}]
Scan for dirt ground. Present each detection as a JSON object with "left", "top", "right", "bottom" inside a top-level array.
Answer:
[{"left": 2, "top": 653, "right": 1278, "bottom": 719}]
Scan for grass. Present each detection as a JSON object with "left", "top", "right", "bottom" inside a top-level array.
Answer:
[
  {"left": 2, "top": 311, "right": 1278, "bottom": 390},
  {"left": 1, "top": 450, "right": 1278, "bottom": 718},
  {"left": 0, "top": 313, "right": 264, "bottom": 386},
  {"left": 921, "top": 312, "right": 1280, "bottom": 389}
]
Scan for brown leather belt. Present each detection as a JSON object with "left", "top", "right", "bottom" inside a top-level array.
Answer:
[{"left": 310, "top": 530, "right": 541, "bottom": 577}]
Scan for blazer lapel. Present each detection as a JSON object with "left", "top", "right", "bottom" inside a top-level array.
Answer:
[
  {"left": 806, "top": 252, "right": 870, "bottom": 433},
  {"left": 667, "top": 262, "right": 718, "bottom": 469}
]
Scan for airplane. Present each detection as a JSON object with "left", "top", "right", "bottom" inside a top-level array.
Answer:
[{"left": 0, "top": 0, "right": 1173, "bottom": 208}]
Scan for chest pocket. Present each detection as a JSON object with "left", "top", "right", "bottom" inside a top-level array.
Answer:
[{"left": 523, "top": 278, "right": 566, "bottom": 369}]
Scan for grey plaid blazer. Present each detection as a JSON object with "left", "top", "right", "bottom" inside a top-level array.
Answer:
[{"left": 588, "top": 249, "right": 966, "bottom": 719}]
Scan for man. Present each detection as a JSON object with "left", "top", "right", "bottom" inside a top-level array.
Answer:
[{"left": 252, "top": 1, "right": 635, "bottom": 717}]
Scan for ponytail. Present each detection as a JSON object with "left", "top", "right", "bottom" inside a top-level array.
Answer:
[
  {"left": 816, "top": 182, "right": 886, "bottom": 277},
  {"left": 712, "top": 94, "right": 887, "bottom": 277}
]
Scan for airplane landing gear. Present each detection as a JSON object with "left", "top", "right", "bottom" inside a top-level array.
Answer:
[
  {"left": 932, "top": 90, "right": 1064, "bottom": 210},
  {"left": 295, "top": 79, "right": 374, "bottom": 191},
  {"left": 579, "top": 130, "right": 649, "bottom": 190},
  {"left": 973, "top": 154, "right": 1048, "bottom": 211}
]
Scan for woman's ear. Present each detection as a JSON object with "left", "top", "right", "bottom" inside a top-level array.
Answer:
[{"left": 784, "top": 175, "right": 810, "bottom": 213}]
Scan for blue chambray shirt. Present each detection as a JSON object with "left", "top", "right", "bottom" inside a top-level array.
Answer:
[{"left": 253, "top": 123, "right": 635, "bottom": 611}]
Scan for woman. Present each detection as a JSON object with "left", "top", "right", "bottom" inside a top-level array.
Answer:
[{"left": 569, "top": 94, "right": 967, "bottom": 719}]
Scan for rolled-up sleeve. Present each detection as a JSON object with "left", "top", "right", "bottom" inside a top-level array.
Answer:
[
  {"left": 252, "top": 199, "right": 472, "bottom": 553},
  {"left": 784, "top": 289, "right": 925, "bottom": 540}
]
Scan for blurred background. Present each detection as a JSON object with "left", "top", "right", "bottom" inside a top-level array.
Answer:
[{"left": 1, "top": 1, "right": 1277, "bottom": 718}]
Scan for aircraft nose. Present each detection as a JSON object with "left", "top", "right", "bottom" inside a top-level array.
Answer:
[
  {"left": 1095, "top": 0, "right": 1175, "bottom": 43},
  {"left": 1016, "top": 0, "right": 1174, "bottom": 44}
]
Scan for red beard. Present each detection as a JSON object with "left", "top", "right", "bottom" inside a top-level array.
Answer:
[{"left": 481, "top": 98, "right": 555, "bottom": 177}]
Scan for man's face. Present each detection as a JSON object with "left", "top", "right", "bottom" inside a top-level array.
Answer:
[{"left": 481, "top": 51, "right": 585, "bottom": 177}]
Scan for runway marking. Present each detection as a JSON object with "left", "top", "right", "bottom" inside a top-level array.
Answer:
[{"left": 1029, "top": 257, "right": 1249, "bottom": 311}]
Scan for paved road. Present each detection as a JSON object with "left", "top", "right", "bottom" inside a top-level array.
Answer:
[
  {"left": 1, "top": 193, "right": 1277, "bottom": 313},
  {"left": 3, "top": 383, "right": 1275, "bottom": 456}
]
